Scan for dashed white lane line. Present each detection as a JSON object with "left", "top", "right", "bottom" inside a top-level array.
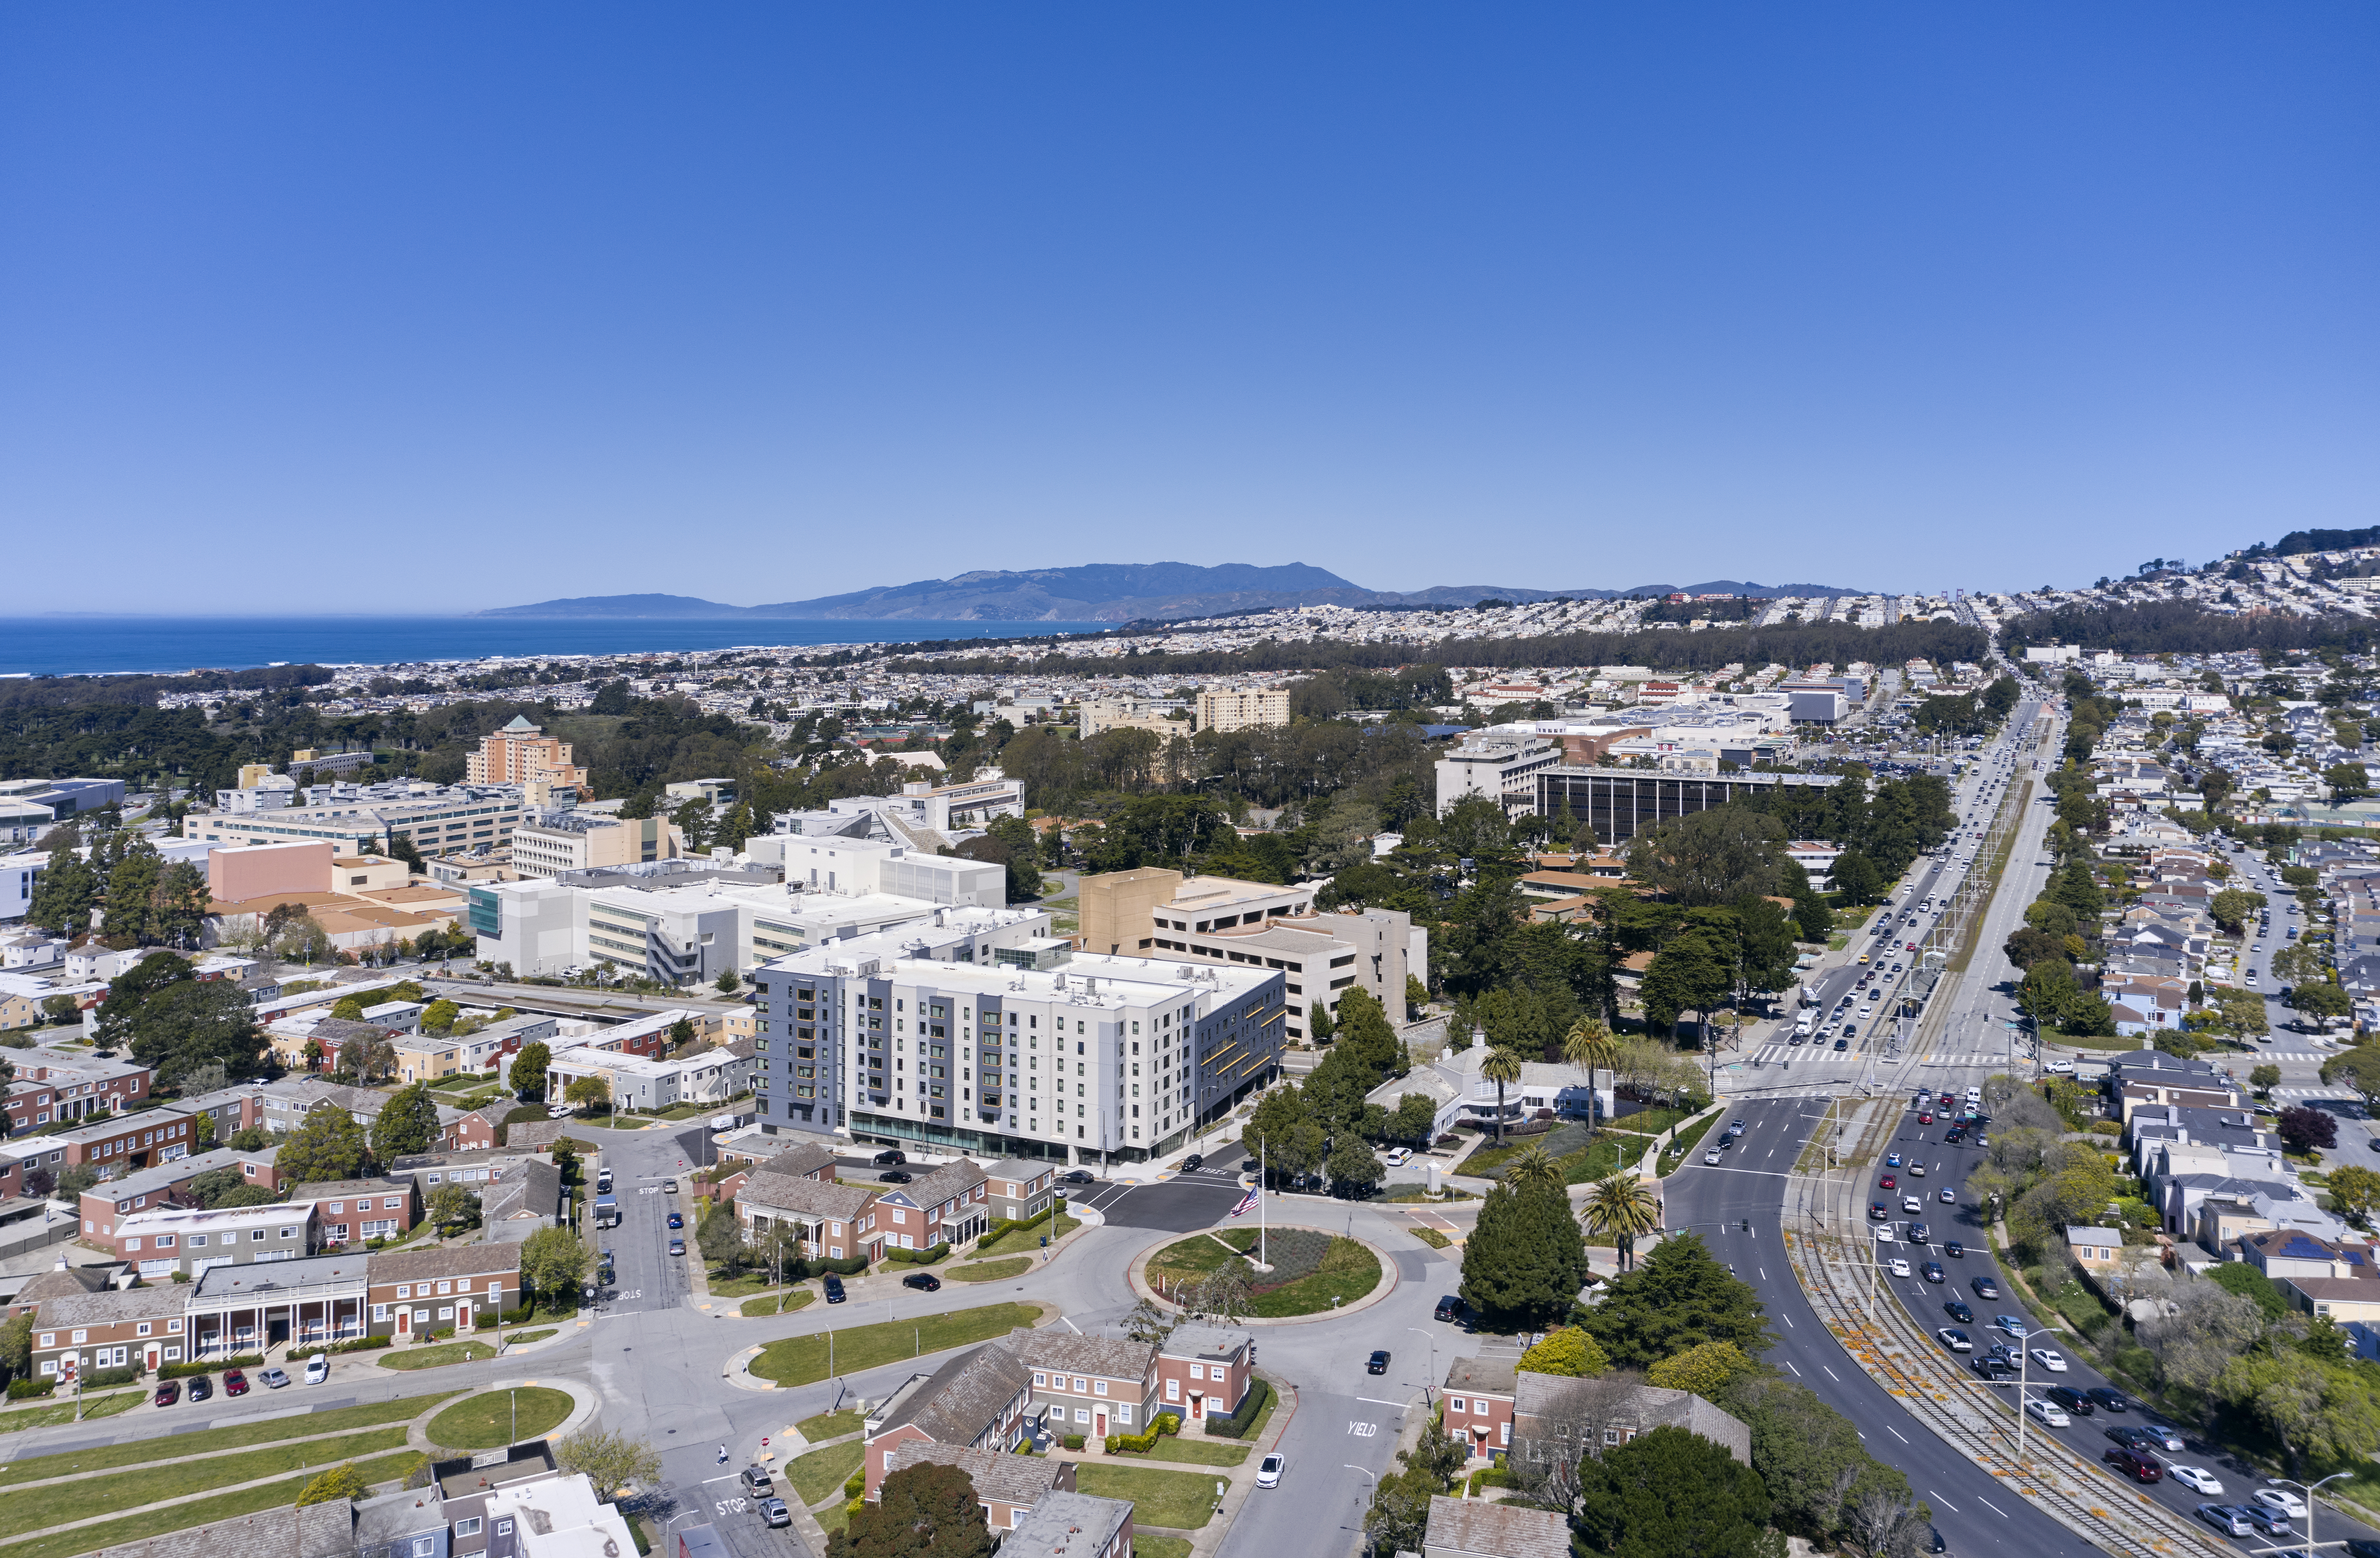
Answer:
[
  {"left": 1977, "top": 1495, "right": 2009, "bottom": 1518},
  {"left": 1822, "top": 1365, "right": 1842, "bottom": 1382},
  {"left": 1930, "top": 1493, "right": 1960, "bottom": 1514}
]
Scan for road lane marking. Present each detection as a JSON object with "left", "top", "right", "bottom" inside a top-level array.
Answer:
[
  {"left": 1759, "top": 1268, "right": 1767, "bottom": 1281},
  {"left": 1884, "top": 1425, "right": 1908, "bottom": 1444},
  {"left": 1781, "top": 1313, "right": 1793, "bottom": 1328},
  {"left": 1929, "top": 1494, "right": 1959, "bottom": 1513},
  {"left": 1822, "top": 1365, "right": 1841, "bottom": 1382},
  {"left": 1977, "top": 1496, "right": 2008, "bottom": 1518},
  {"left": 1355, "top": 1398, "right": 1408, "bottom": 1409}
]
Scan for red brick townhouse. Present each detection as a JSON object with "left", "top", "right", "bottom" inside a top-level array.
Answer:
[
  {"left": 878, "top": 1442, "right": 1074, "bottom": 1536},
  {"left": 871, "top": 1158, "right": 991, "bottom": 1251},
  {"left": 76, "top": 1145, "right": 280, "bottom": 1241},
  {"left": 365, "top": 1244, "right": 522, "bottom": 1338},
  {"left": 862, "top": 1342, "right": 1038, "bottom": 1496},
  {"left": 1152, "top": 1324, "right": 1255, "bottom": 1424},
  {"left": 288, "top": 1177, "right": 420, "bottom": 1245},
  {"left": 29, "top": 1283, "right": 191, "bottom": 1380}
]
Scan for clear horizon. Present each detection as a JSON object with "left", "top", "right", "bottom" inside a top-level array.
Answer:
[{"left": 4, "top": 6, "right": 2374, "bottom": 613}]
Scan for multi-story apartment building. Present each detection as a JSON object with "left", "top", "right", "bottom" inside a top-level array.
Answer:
[
  {"left": 1078, "top": 699, "right": 1192, "bottom": 741},
  {"left": 1012, "top": 1331, "right": 1159, "bottom": 1443},
  {"left": 1154, "top": 1324, "right": 1256, "bottom": 1423},
  {"left": 756, "top": 942, "right": 1283, "bottom": 1165},
  {"left": 365, "top": 1245, "right": 521, "bottom": 1338},
  {"left": 76, "top": 1146, "right": 279, "bottom": 1242},
  {"left": 1195, "top": 687, "right": 1290, "bottom": 733},
  {"left": 745, "top": 909, "right": 1056, "bottom": 1134},
  {"left": 465, "top": 716, "right": 590, "bottom": 792},
  {"left": 980, "top": 1157, "right": 1057, "bottom": 1225},
  {"left": 288, "top": 1177, "right": 420, "bottom": 1245},
  {"left": 46, "top": 1106, "right": 203, "bottom": 1179},
  {"left": 28, "top": 1285, "right": 190, "bottom": 1380},
  {"left": 188, "top": 787, "right": 530, "bottom": 858}
]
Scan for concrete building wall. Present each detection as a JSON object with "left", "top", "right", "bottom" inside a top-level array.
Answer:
[{"left": 208, "top": 842, "right": 333, "bottom": 903}]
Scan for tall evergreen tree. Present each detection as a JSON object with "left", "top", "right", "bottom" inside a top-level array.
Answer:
[{"left": 1459, "top": 1177, "right": 1588, "bottom": 1327}]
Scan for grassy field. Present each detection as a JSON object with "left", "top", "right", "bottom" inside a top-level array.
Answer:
[
  {"left": 502, "top": 1328, "right": 559, "bottom": 1346},
  {"left": 785, "top": 1440, "right": 865, "bottom": 1507},
  {"left": 740, "top": 1289, "right": 817, "bottom": 1317},
  {"left": 814, "top": 1499, "right": 854, "bottom": 1539},
  {"left": 0, "top": 1430, "right": 412, "bottom": 1542},
  {"left": 0, "top": 1394, "right": 454, "bottom": 1485},
  {"left": 0, "top": 1391, "right": 141, "bottom": 1434},
  {"left": 1146, "top": 1230, "right": 1250, "bottom": 1285},
  {"left": 945, "top": 1257, "right": 1032, "bottom": 1282},
  {"left": 1132, "top": 1436, "right": 1248, "bottom": 1467},
  {"left": 378, "top": 1340, "right": 499, "bottom": 1370},
  {"left": 1410, "top": 1226, "right": 1450, "bottom": 1249},
  {"left": 749, "top": 1303, "right": 1042, "bottom": 1386},
  {"left": 0, "top": 1448, "right": 425, "bottom": 1558},
  {"left": 1251, "top": 1237, "right": 1380, "bottom": 1317},
  {"left": 426, "top": 1386, "right": 573, "bottom": 1450},
  {"left": 1072, "top": 1464, "right": 1219, "bottom": 1529},
  {"left": 975, "top": 1213, "right": 1079, "bottom": 1259},
  {"left": 797, "top": 1409, "right": 863, "bottom": 1442},
  {"left": 1134, "top": 1539, "right": 1192, "bottom": 1558}
]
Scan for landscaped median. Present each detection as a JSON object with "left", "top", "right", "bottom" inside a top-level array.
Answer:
[
  {"left": 0, "top": 1393, "right": 459, "bottom": 1558},
  {"left": 1141, "top": 1227, "right": 1380, "bottom": 1318},
  {"left": 739, "top": 1288, "right": 817, "bottom": 1317},
  {"left": 748, "top": 1302, "right": 1045, "bottom": 1387},
  {"left": 378, "top": 1339, "right": 500, "bottom": 1370},
  {"left": 425, "top": 1386, "right": 574, "bottom": 1450}
]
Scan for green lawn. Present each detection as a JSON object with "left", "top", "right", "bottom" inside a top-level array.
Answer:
[
  {"left": 1146, "top": 1230, "right": 1252, "bottom": 1285},
  {"left": 0, "top": 1429, "right": 412, "bottom": 1541},
  {"left": 1247, "top": 1237, "right": 1380, "bottom": 1318},
  {"left": 1072, "top": 1464, "right": 1219, "bottom": 1529},
  {"left": 785, "top": 1440, "right": 865, "bottom": 1507},
  {"left": 945, "top": 1258, "right": 1031, "bottom": 1282},
  {"left": 425, "top": 1386, "right": 573, "bottom": 1450},
  {"left": 0, "top": 1391, "right": 142, "bottom": 1435},
  {"left": 1132, "top": 1435, "right": 1248, "bottom": 1467},
  {"left": 798, "top": 1409, "right": 863, "bottom": 1442},
  {"left": 378, "top": 1340, "right": 499, "bottom": 1370},
  {"left": 502, "top": 1328, "right": 559, "bottom": 1346},
  {"left": 0, "top": 1448, "right": 424, "bottom": 1558},
  {"left": 975, "top": 1213, "right": 1080, "bottom": 1259},
  {"left": 740, "top": 1289, "right": 817, "bottom": 1317},
  {"left": 815, "top": 1499, "right": 855, "bottom": 1539},
  {"left": 0, "top": 1394, "right": 454, "bottom": 1485},
  {"left": 1134, "top": 1539, "right": 1192, "bottom": 1558},
  {"left": 750, "top": 1303, "right": 1042, "bottom": 1386},
  {"left": 1410, "top": 1227, "right": 1450, "bottom": 1249}
]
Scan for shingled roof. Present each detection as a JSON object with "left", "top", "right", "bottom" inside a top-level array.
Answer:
[
  {"left": 1422, "top": 1495, "right": 1569, "bottom": 1558},
  {"left": 875, "top": 1343, "right": 1036, "bottom": 1448},
  {"left": 1006, "top": 1328, "right": 1154, "bottom": 1383},
  {"left": 882, "top": 1441, "right": 1071, "bottom": 1507}
]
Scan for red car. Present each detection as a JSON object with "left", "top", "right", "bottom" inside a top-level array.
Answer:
[
  {"left": 153, "top": 1379, "right": 180, "bottom": 1407},
  {"left": 1879, "top": 1175, "right": 1897, "bottom": 1190},
  {"left": 223, "top": 1369, "right": 250, "bottom": 1398},
  {"left": 1917, "top": 1112, "right": 1933, "bottom": 1125}
]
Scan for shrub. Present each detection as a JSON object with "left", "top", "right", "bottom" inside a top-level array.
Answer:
[
  {"left": 7, "top": 1379, "right": 57, "bottom": 1400},
  {"left": 83, "top": 1367, "right": 139, "bottom": 1388},
  {"left": 321, "top": 1336, "right": 393, "bottom": 1355},
  {"left": 1060, "top": 1433, "right": 1086, "bottom": 1450},
  {"left": 1467, "top": 1465, "right": 1515, "bottom": 1497},
  {"left": 159, "top": 1355, "right": 262, "bottom": 1379},
  {"left": 810, "top": 1255, "right": 870, "bottom": 1277},
  {"left": 843, "top": 1468, "right": 866, "bottom": 1500},
  {"left": 978, "top": 1202, "right": 1060, "bottom": 1245},
  {"left": 884, "top": 1242, "right": 951, "bottom": 1266},
  {"left": 1205, "top": 1378, "right": 1272, "bottom": 1440}
]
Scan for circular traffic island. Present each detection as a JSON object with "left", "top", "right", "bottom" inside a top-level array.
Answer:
[
  {"left": 1141, "top": 1226, "right": 1382, "bottom": 1319},
  {"left": 427, "top": 1385, "right": 575, "bottom": 1450}
]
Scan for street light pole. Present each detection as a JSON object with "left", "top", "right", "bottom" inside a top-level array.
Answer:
[
  {"left": 2270, "top": 1471, "right": 2350, "bottom": 1554},
  {"left": 1408, "top": 1327, "right": 1437, "bottom": 1405}
]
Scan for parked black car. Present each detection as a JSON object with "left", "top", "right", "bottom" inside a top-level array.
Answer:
[
  {"left": 1061, "top": 1170, "right": 1095, "bottom": 1186},
  {"left": 824, "top": 1274, "right": 847, "bottom": 1303},
  {"left": 880, "top": 1170, "right": 913, "bottom": 1184},
  {"left": 185, "top": 1374, "right": 212, "bottom": 1402},
  {"left": 901, "top": 1272, "right": 942, "bottom": 1292}
]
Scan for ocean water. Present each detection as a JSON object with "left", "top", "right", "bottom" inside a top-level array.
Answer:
[{"left": 0, "top": 617, "right": 1109, "bottom": 677}]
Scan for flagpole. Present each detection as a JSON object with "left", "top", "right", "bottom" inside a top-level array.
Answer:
[{"left": 1259, "top": 1142, "right": 1267, "bottom": 1270}]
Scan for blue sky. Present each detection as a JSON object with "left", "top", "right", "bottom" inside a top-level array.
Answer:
[{"left": 4, "top": 5, "right": 2375, "bottom": 612}]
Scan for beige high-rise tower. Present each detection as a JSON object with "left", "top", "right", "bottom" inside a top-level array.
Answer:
[{"left": 465, "top": 715, "right": 590, "bottom": 793}]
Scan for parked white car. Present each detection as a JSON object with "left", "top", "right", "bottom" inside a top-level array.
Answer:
[
  {"left": 2042, "top": 1059, "right": 2075, "bottom": 1075},
  {"left": 1256, "top": 1454, "right": 1284, "bottom": 1489},
  {"left": 1382, "top": 1147, "right": 1412, "bottom": 1167},
  {"left": 304, "top": 1353, "right": 329, "bottom": 1385}
]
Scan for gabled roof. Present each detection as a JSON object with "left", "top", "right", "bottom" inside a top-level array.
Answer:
[
  {"left": 882, "top": 1440, "right": 1068, "bottom": 1507},
  {"left": 366, "top": 1243, "right": 521, "bottom": 1285},
  {"left": 37, "top": 1282, "right": 188, "bottom": 1330},
  {"left": 1422, "top": 1495, "right": 1569, "bottom": 1558},
  {"left": 1007, "top": 1327, "right": 1154, "bottom": 1382},
  {"left": 875, "top": 1342, "right": 1035, "bottom": 1447},
  {"left": 878, "top": 1158, "right": 985, "bottom": 1213},
  {"left": 739, "top": 1173, "right": 874, "bottom": 1224}
]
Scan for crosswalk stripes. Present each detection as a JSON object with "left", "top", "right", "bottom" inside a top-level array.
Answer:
[{"left": 2270, "top": 1086, "right": 2353, "bottom": 1100}]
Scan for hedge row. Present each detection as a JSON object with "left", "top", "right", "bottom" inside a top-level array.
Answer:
[
  {"left": 977, "top": 1199, "right": 1064, "bottom": 1247},
  {"left": 810, "top": 1255, "right": 870, "bottom": 1277},
  {"left": 1204, "top": 1378, "right": 1272, "bottom": 1440},
  {"left": 320, "top": 1336, "right": 393, "bottom": 1355},
  {"left": 842, "top": 1469, "right": 866, "bottom": 1501},
  {"left": 6, "top": 1379, "right": 55, "bottom": 1400},
  {"left": 84, "top": 1367, "right": 140, "bottom": 1389},
  {"left": 1103, "top": 1412, "right": 1184, "bottom": 1455},
  {"left": 883, "top": 1242, "right": 951, "bottom": 1267}
]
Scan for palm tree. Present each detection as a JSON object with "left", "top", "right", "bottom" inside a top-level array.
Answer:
[
  {"left": 1580, "top": 1172, "right": 1662, "bottom": 1270},
  {"left": 1502, "top": 1142, "right": 1563, "bottom": 1197},
  {"left": 1481, "top": 1046, "right": 1523, "bottom": 1145},
  {"left": 1562, "top": 1018, "right": 1618, "bottom": 1138}
]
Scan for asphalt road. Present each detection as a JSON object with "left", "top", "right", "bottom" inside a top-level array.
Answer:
[{"left": 1667, "top": 1095, "right": 2107, "bottom": 1558}]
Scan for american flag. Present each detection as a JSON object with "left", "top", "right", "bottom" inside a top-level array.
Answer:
[{"left": 1229, "top": 1185, "right": 1260, "bottom": 1219}]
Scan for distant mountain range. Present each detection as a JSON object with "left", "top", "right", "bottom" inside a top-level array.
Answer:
[{"left": 476, "top": 563, "right": 1867, "bottom": 624}]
